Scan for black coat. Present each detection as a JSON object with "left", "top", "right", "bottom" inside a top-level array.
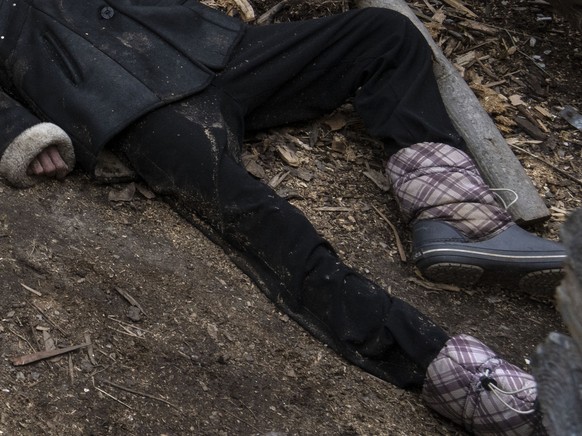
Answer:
[{"left": 0, "top": 0, "right": 244, "bottom": 172}]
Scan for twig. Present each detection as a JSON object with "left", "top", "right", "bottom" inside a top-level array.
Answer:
[
  {"left": 84, "top": 333, "right": 98, "bottom": 366},
  {"left": 21, "top": 283, "right": 42, "bottom": 296},
  {"left": 68, "top": 353, "right": 75, "bottom": 384},
  {"left": 106, "top": 325, "right": 145, "bottom": 339},
  {"left": 441, "top": 0, "right": 477, "bottom": 17},
  {"left": 227, "top": 397, "right": 259, "bottom": 423},
  {"left": 29, "top": 301, "right": 68, "bottom": 336},
  {"left": 114, "top": 287, "right": 146, "bottom": 315},
  {"left": 97, "top": 349, "right": 117, "bottom": 362},
  {"left": 510, "top": 144, "right": 582, "bottom": 186},
  {"left": 7, "top": 327, "right": 37, "bottom": 352},
  {"left": 109, "top": 318, "right": 152, "bottom": 334},
  {"left": 516, "top": 49, "right": 549, "bottom": 76},
  {"left": 102, "top": 380, "right": 181, "bottom": 411},
  {"left": 407, "top": 277, "right": 461, "bottom": 292},
  {"left": 314, "top": 206, "right": 352, "bottom": 212},
  {"left": 256, "top": 0, "right": 289, "bottom": 24},
  {"left": 94, "top": 386, "right": 133, "bottom": 410},
  {"left": 219, "top": 406, "right": 263, "bottom": 433},
  {"left": 371, "top": 205, "right": 407, "bottom": 262},
  {"left": 11, "top": 342, "right": 89, "bottom": 366}
]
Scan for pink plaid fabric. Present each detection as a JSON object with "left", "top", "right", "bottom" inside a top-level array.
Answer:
[
  {"left": 386, "top": 143, "right": 512, "bottom": 240},
  {"left": 422, "top": 335, "right": 543, "bottom": 435}
]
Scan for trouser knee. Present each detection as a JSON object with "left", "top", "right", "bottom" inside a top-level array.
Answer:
[{"left": 357, "top": 7, "right": 431, "bottom": 59}]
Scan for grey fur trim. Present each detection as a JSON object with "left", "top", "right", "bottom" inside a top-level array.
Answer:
[{"left": 0, "top": 123, "right": 75, "bottom": 188}]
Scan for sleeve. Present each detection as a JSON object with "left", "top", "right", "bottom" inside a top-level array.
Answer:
[{"left": 0, "top": 89, "right": 75, "bottom": 188}]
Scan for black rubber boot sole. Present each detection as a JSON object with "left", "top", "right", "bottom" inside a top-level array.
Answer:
[
  {"left": 420, "top": 263, "right": 563, "bottom": 298},
  {"left": 412, "top": 221, "right": 566, "bottom": 298}
]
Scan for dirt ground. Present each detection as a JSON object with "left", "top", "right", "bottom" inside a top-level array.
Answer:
[{"left": 1, "top": 1, "right": 581, "bottom": 435}]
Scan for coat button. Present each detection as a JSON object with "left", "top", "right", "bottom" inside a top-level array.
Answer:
[{"left": 100, "top": 6, "right": 115, "bottom": 19}]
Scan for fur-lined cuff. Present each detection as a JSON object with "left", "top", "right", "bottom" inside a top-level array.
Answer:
[{"left": 0, "top": 123, "right": 75, "bottom": 188}]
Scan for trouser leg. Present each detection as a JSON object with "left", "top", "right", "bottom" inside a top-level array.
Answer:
[
  {"left": 115, "top": 93, "right": 448, "bottom": 388},
  {"left": 216, "top": 8, "right": 465, "bottom": 153}
]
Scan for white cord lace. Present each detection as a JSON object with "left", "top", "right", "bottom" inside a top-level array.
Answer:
[
  {"left": 488, "top": 383, "right": 537, "bottom": 415},
  {"left": 481, "top": 368, "right": 537, "bottom": 415},
  {"left": 491, "top": 188, "right": 519, "bottom": 210}
]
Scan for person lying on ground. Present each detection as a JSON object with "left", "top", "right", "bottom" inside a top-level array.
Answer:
[{"left": 0, "top": 1, "right": 565, "bottom": 434}]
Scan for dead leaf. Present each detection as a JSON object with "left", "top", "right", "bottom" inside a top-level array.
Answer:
[
  {"left": 94, "top": 149, "right": 136, "bottom": 184},
  {"left": 268, "top": 171, "right": 290, "bottom": 189},
  {"left": 242, "top": 152, "right": 266, "bottom": 179},
  {"left": 363, "top": 169, "right": 391, "bottom": 192},
  {"left": 331, "top": 134, "right": 347, "bottom": 153},
  {"left": 108, "top": 183, "right": 136, "bottom": 202},
  {"left": 284, "top": 133, "right": 312, "bottom": 150},
  {"left": 277, "top": 144, "right": 300, "bottom": 167},
  {"left": 323, "top": 113, "right": 347, "bottom": 131},
  {"left": 432, "top": 9, "right": 446, "bottom": 24},
  {"left": 455, "top": 51, "right": 477, "bottom": 67},
  {"left": 509, "top": 94, "right": 526, "bottom": 106},
  {"left": 136, "top": 184, "right": 156, "bottom": 200},
  {"left": 292, "top": 167, "right": 314, "bottom": 182}
]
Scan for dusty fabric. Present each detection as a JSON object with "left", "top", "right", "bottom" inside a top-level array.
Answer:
[
  {"left": 386, "top": 142, "right": 512, "bottom": 240},
  {"left": 111, "top": 9, "right": 458, "bottom": 389},
  {"left": 0, "top": 0, "right": 243, "bottom": 171},
  {"left": 422, "top": 334, "right": 542, "bottom": 435}
]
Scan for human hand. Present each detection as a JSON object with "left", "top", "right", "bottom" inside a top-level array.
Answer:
[{"left": 27, "top": 145, "right": 70, "bottom": 180}]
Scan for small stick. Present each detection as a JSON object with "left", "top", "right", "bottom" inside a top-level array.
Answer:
[
  {"left": 109, "top": 318, "right": 152, "bottom": 334},
  {"left": 7, "top": 327, "right": 37, "bottom": 352},
  {"left": 21, "top": 283, "right": 42, "bottom": 296},
  {"left": 219, "top": 407, "right": 263, "bottom": 433},
  {"left": 68, "top": 353, "right": 75, "bottom": 384},
  {"left": 102, "top": 380, "right": 181, "bottom": 411},
  {"left": 29, "top": 302, "right": 67, "bottom": 336},
  {"left": 114, "top": 287, "right": 146, "bottom": 315},
  {"left": 371, "top": 205, "right": 407, "bottom": 262},
  {"left": 11, "top": 343, "right": 89, "bottom": 366},
  {"left": 106, "top": 326, "right": 145, "bottom": 339},
  {"left": 84, "top": 333, "right": 98, "bottom": 366},
  {"left": 407, "top": 277, "right": 461, "bottom": 292},
  {"left": 94, "top": 386, "right": 133, "bottom": 410},
  {"left": 227, "top": 398, "right": 259, "bottom": 423},
  {"left": 97, "top": 349, "right": 117, "bottom": 362},
  {"left": 314, "top": 206, "right": 352, "bottom": 212},
  {"left": 256, "top": 0, "right": 289, "bottom": 24}
]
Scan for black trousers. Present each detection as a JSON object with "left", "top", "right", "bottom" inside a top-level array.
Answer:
[{"left": 116, "top": 8, "right": 461, "bottom": 388}]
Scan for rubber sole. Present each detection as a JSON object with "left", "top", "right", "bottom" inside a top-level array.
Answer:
[{"left": 420, "top": 262, "right": 562, "bottom": 298}]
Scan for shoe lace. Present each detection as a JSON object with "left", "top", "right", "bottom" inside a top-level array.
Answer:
[
  {"left": 480, "top": 369, "right": 537, "bottom": 415},
  {"left": 490, "top": 188, "right": 519, "bottom": 210}
]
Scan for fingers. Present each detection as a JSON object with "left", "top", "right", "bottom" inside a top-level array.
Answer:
[
  {"left": 26, "top": 145, "right": 70, "bottom": 180},
  {"left": 46, "top": 146, "right": 70, "bottom": 180},
  {"left": 36, "top": 147, "right": 58, "bottom": 177},
  {"left": 27, "top": 158, "right": 45, "bottom": 176}
]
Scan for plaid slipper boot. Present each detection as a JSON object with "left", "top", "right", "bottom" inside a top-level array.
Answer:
[
  {"left": 422, "top": 334, "right": 545, "bottom": 435},
  {"left": 386, "top": 142, "right": 566, "bottom": 296}
]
